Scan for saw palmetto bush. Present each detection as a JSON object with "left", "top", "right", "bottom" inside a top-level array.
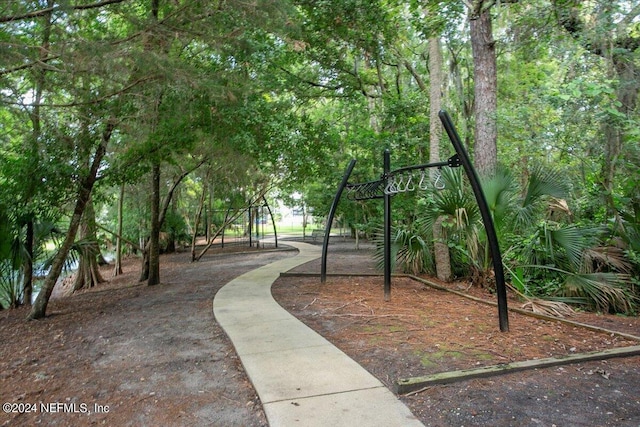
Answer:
[
  {"left": 495, "top": 166, "right": 637, "bottom": 314},
  {"left": 516, "top": 222, "right": 637, "bottom": 313},
  {"left": 0, "top": 208, "right": 24, "bottom": 309},
  {"left": 0, "top": 260, "right": 23, "bottom": 309},
  {"left": 373, "top": 210, "right": 435, "bottom": 276},
  {"left": 0, "top": 213, "right": 63, "bottom": 308},
  {"left": 374, "top": 168, "right": 479, "bottom": 277},
  {"left": 377, "top": 164, "right": 638, "bottom": 314}
]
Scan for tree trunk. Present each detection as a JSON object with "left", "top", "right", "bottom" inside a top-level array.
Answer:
[
  {"left": 553, "top": 0, "right": 639, "bottom": 217},
  {"left": 429, "top": 36, "right": 453, "bottom": 282},
  {"left": 113, "top": 182, "right": 124, "bottom": 276},
  {"left": 433, "top": 216, "right": 452, "bottom": 282},
  {"left": 448, "top": 47, "right": 474, "bottom": 147},
  {"left": 601, "top": 123, "right": 621, "bottom": 218},
  {"left": 469, "top": 6, "right": 498, "bottom": 176},
  {"left": 141, "top": 160, "right": 205, "bottom": 279},
  {"left": 429, "top": 37, "right": 443, "bottom": 168},
  {"left": 22, "top": 0, "right": 54, "bottom": 305},
  {"left": 206, "top": 182, "right": 213, "bottom": 243},
  {"left": 28, "top": 122, "right": 114, "bottom": 319},
  {"left": 71, "top": 198, "right": 105, "bottom": 292},
  {"left": 23, "top": 220, "right": 34, "bottom": 305},
  {"left": 602, "top": 48, "right": 638, "bottom": 217},
  {"left": 147, "top": 162, "right": 161, "bottom": 286},
  {"left": 139, "top": 247, "right": 150, "bottom": 282},
  {"left": 191, "top": 177, "right": 208, "bottom": 261}
]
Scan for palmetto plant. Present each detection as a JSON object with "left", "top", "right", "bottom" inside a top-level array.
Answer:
[
  {"left": 375, "top": 168, "right": 479, "bottom": 277},
  {"left": 518, "top": 223, "right": 636, "bottom": 313},
  {"left": 498, "top": 166, "right": 637, "bottom": 314},
  {"left": 0, "top": 250, "right": 24, "bottom": 309},
  {"left": 377, "top": 163, "right": 637, "bottom": 314},
  {"left": 0, "top": 216, "right": 62, "bottom": 309},
  {"left": 388, "top": 226, "right": 434, "bottom": 275},
  {"left": 373, "top": 221, "right": 431, "bottom": 275},
  {"left": 0, "top": 208, "right": 23, "bottom": 309}
]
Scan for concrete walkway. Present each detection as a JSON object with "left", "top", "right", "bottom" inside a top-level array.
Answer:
[{"left": 213, "top": 241, "right": 424, "bottom": 427}]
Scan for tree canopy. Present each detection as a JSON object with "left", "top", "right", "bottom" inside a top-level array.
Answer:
[{"left": 1, "top": 0, "right": 638, "bottom": 317}]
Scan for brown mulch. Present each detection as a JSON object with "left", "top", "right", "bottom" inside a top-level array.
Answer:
[
  {"left": 272, "top": 275, "right": 639, "bottom": 374},
  {"left": 272, "top": 240, "right": 640, "bottom": 427}
]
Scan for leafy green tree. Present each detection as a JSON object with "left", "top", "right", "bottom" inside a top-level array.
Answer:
[{"left": 1, "top": 0, "right": 158, "bottom": 317}]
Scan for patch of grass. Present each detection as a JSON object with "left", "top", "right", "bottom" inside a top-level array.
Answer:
[
  {"left": 415, "top": 348, "right": 465, "bottom": 368},
  {"left": 419, "top": 316, "right": 437, "bottom": 327},
  {"left": 419, "top": 356, "right": 438, "bottom": 368},
  {"left": 368, "top": 336, "right": 384, "bottom": 345},
  {"left": 473, "top": 352, "right": 494, "bottom": 361}
]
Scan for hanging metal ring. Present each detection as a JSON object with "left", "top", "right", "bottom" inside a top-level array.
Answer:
[
  {"left": 418, "top": 170, "right": 429, "bottom": 190},
  {"left": 405, "top": 173, "right": 415, "bottom": 191},
  {"left": 394, "top": 174, "right": 404, "bottom": 193},
  {"left": 385, "top": 175, "right": 397, "bottom": 195},
  {"left": 434, "top": 168, "right": 445, "bottom": 190}
]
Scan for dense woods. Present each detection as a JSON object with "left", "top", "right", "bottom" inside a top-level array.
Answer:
[{"left": 1, "top": 0, "right": 638, "bottom": 319}]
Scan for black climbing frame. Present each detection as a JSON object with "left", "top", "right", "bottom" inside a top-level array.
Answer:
[{"left": 320, "top": 110, "right": 509, "bottom": 332}]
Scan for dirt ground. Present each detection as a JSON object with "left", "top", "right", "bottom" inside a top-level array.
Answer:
[
  {"left": 0, "top": 245, "right": 292, "bottom": 427},
  {"left": 1, "top": 238, "right": 639, "bottom": 427}
]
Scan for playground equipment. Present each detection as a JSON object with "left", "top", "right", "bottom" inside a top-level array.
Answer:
[
  {"left": 195, "top": 194, "right": 278, "bottom": 261},
  {"left": 321, "top": 110, "right": 509, "bottom": 332}
]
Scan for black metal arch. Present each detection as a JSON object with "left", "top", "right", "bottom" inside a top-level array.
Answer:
[
  {"left": 320, "top": 110, "right": 509, "bottom": 332},
  {"left": 439, "top": 110, "right": 509, "bottom": 332},
  {"left": 320, "top": 159, "right": 356, "bottom": 283}
]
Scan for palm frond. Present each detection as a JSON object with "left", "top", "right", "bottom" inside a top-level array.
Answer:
[
  {"left": 0, "top": 260, "right": 23, "bottom": 309},
  {"left": 373, "top": 227, "right": 434, "bottom": 275},
  {"left": 395, "top": 231, "right": 433, "bottom": 275},
  {"left": 583, "top": 246, "right": 633, "bottom": 274},
  {"left": 560, "top": 272, "right": 637, "bottom": 313},
  {"left": 549, "top": 225, "right": 593, "bottom": 272},
  {"left": 512, "top": 202, "right": 538, "bottom": 230},
  {"left": 514, "top": 165, "right": 570, "bottom": 230},
  {"left": 518, "top": 264, "right": 638, "bottom": 314},
  {"left": 523, "top": 164, "right": 570, "bottom": 207},
  {"left": 506, "top": 280, "right": 575, "bottom": 317},
  {"left": 521, "top": 299, "right": 575, "bottom": 318},
  {"left": 546, "top": 197, "right": 573, "bottom": 219},
  {"left": 480, "top": 168, "right": 516, "bottom": 231}
]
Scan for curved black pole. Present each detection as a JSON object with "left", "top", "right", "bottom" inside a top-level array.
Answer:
[
  {"left": 439, "top": 110, "right": 509, "bottom": 332},
  {"left": 263, "top": 196, "right": 278, "bottom": 248},
  {"left": 321, "top": 159, "right": 357, "bottom": 283}
]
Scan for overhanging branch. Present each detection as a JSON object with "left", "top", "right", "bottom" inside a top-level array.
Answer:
[{"left": 0, "top": 0, "right": 128, "bottom": 23}]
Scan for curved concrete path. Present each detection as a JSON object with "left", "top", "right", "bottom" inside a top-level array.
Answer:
[{"left": 213, "top": 241, "right": 424, "bottom": 426}]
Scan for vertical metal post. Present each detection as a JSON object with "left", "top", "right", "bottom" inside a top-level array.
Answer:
[
  {"left": 255, "top": 207, "right": 260, "bottom": 247},
  {"left": 439, "top": 110, "right": 509, "bottom": 332},
  {"left": 248, "top": 207, "right": 252, "bottom": 248},
  {"left": 321, "top": 159, "right": 357, "bottom": 283},
  {"left": 221, "top": 207, "right": 231, "bottom": 248},
  {"left": 383, "top": 149, "right": 391, "bottom": 301}
]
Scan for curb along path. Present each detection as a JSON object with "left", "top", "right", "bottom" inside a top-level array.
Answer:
[{"left": 213, "top": 241, "right": 424, "bottom": 427}]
